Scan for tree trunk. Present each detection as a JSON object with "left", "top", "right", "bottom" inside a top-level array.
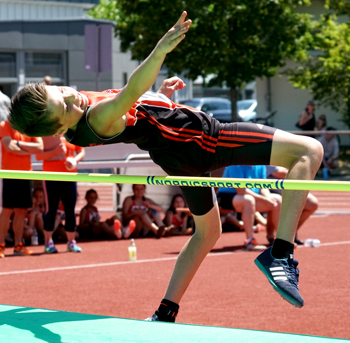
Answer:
[{"left": 229, "top": 87, "right": 239, "bottom": 122}]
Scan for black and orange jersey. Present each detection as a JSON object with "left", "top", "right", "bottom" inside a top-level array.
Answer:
[
  {"left": 65, "top": 90, "right": 221, "bottom": 152},
  {"left": 65, "top": 90, "right": 275, "bottom": 176}
]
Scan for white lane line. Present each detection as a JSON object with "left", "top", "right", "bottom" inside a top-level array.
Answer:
[
  {"left": 0, "top": 252, "right": 232, "bottom": 276},
  {"left": 0, "top": 241, "right": 349, "bottom": 276},
  {"left": 0, "top": 256, "right": 180, "bottom": 276},
  {"left": 318, "top": 241, "right": 350, "bottom": 247},
  {"left": 314, "top": 211, "right": 350, "bottom": 215}
]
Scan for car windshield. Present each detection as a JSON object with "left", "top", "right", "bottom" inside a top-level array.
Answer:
[
  {"left": 182, "top": 100, "right": 201, "bottom": 109},
  {"left": 237, "top": 100, "right": 256, "bottom": 111}
]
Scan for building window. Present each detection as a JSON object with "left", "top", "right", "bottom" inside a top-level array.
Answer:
[
  {"left": 123, "top": 72, "right": 128, "bottom": 86},
  {"left": 25, "top": 52, "right": 63, "bottom": 78},
  {"left": 0, "top": 53, "right": 16, "bottom": 78}
]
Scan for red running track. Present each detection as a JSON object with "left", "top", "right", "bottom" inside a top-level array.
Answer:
[{"left": 0, "top": 192, "right": 349, "bottom": 339}]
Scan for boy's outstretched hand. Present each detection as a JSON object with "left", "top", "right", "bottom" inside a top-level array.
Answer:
[{"left": 156, "top": 11, "right": 191, "bottom": 55}]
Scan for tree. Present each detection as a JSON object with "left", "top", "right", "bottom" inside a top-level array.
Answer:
[
  {"left": 89, "top": 0, "right": 312, "bottom": 121},
  {"left": 289, "top": 1, "right": 350, "bottom": 128},
  {"left": 326, "top": 0, "right": 350, "bottom": 15}
]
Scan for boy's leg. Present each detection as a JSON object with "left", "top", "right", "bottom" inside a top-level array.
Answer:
[
  {"left": 297, "top": 193, "right": 318, "bottom": 230},
  {"left": 255, "top": 130, "right": 323, "bottom": 308},
  {"left": 147, "top": 193, "right": 221, "bottom": 322},
  {"left": 255, "top": 193, "right": 281, "bottom": 239},
  {"left": 270, "top": 130, "right": 323, "bottom": 243},
  {"left": 163, "top": 202, "right": 221, "bottom": 303}
]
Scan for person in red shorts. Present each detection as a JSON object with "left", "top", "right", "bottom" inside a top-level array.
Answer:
[
  {"left": 78, "top": 188, "right": 135, "bottom": 240},
  {"left": 122, "top": 184, "right": 165, "bottom": 238},
  {"left": 35, "top": 135, "right": 85, "bottom": 253},
  {"left": 8, "top": 12, "right": 323, "bottom": 320},
  {"left": 163, "top": 194, "right": 193, "bottom": 236},
  {"left": 0, "top": 120, "right": 43, "bottom": 257}
]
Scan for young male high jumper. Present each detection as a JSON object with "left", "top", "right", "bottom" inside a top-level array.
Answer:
[{"left": 9, "top": 12, "right": 323, "bottom": 321}]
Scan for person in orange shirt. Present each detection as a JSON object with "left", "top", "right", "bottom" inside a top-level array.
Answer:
[
  {"left": 0, "top": 120, "right": 43, "bottom": 258},
  {"left": 35, "top": 135, "right": 85, "bottom": 253}
]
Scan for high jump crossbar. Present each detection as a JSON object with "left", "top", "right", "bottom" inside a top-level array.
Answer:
[{"left": 0, "top": 170, "right": 349, "bottom": 192}]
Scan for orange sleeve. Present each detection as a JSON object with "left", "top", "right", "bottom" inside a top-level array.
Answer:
[
  {"left": 75, "top": 145, "right": 84, "bottom": 153},
  {"left": 0, "top": 121, "right": 12, "bottom": 138}
]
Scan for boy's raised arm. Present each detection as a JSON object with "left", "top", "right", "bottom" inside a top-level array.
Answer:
[{"left": 90, "top": 12, "right": 191, "bottom": 136}]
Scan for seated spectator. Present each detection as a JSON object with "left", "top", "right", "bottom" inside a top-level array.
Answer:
[
  {"left": 24, "top": 187, "right": 46, "bottom": 245},
  {"left": 217, "top": 165, "right": 281, "bottom": 251},
  {"left": 122, "top": 184, "right": 165, "bottom": 239},
  {"left": 219, "top": 206, "right": 266, "bottom": 233},
  {"left": 265, "top": 165, "right": 319, "bottom": 245},
  {"left": 314, "top": 114, "right": 327, "bottom": 139},
  {"left": 77, "top": 189, "right": 135, "bottom": 240},
  {"left": 163, "top": 194, "right": 193, "bottom": 236},
  {"left": 318, "top": 127, "right": 339, "bottom": 172}
]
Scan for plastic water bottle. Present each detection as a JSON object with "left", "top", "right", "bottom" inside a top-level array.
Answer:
[
  {"left": 128, "top": 239, "right": 137, "bottom": 261},
  {"left": 304, "top": 238, "right": 320, "bottom": 248},
  {"left": 31, "top": 228, "right": 39, "bottom": 246},
  {"left": 323, "top": 167, "right": 328, "bottom": 179}
]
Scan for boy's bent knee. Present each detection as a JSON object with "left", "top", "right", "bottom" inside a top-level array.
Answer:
[{"left": 193, "top": 205, "right": 222, "bottom": 243}]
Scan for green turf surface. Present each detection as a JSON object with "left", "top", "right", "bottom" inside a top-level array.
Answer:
[{"left": 0, "top": 305, "right": 348, "bottom": 343}]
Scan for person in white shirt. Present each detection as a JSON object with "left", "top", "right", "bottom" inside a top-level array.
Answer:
[
  {"left": 0, "top": 87, "right": 11, "bottom": 122},
  {"left": 318, "top": 127, "right": 339, "bottom": 170}
]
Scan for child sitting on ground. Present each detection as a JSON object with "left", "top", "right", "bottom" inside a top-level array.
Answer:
[
  {"left": 78, "top": 189, "right": 135, "bottom": 240},
  {"left": 164, "top": 194, "right": 193, "bottom": 236},
  {"left": 23, "top": 187, "right": 46, "bottom": 244}
]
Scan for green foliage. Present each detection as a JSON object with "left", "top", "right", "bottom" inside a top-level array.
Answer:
[
  {"left": 289, "top": 11, "right": 350, "bottom": 128},
  {"left": 89, "top": 0, "right": 312, "bottom": 120},
  {"left": 89, "top": 0, "right": 312, "bottom": 83},
  {"left": 326, "top": 0, "right": 350, "bottom": 16}
]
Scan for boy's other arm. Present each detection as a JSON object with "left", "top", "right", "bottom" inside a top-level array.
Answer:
[
  {"left": 89, "top": 12, "right": 192, "bottom": 138},
  {"left": 157, "top": 77, "right": 186, "bottom": 99}
]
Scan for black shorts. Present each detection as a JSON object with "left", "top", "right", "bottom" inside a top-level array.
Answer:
[
  {"left": 217, "top": 192, "right": 237, "bottom": 210},
  {"left": 2, "top": 179, "right": 33, "bottom": 209},
  {"left": 159, "top": 122, "right": 276, "bottom": 216}
]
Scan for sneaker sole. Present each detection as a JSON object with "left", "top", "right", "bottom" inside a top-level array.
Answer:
[{"left": 254, "top": 259, "right": 303, "bottom": 308}]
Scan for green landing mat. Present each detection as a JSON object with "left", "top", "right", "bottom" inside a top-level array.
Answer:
[{"left": 0, "top": 305, "right": 348, "bottom": 343}]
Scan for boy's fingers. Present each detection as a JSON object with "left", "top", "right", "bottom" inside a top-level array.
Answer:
[
  {"left": 170, "top": 24, "right": 190, "bottom": 40},
  {"left": 174, "top": 11, "right": 187, "bottom": 27}
]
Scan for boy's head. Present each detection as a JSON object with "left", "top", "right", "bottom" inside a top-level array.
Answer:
[
  {"left": 9, "top": 83, "right": 61, "bottom": 137},
  {"left": 9, "top": 83, "right": 87, "bottom": 138}
]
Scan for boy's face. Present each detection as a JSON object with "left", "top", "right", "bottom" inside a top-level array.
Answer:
[{"left": 46, "top": 86, "right": 88, "bottom": 136}]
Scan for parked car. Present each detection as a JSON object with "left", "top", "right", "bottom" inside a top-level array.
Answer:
[
  {"left": 181, "top": 97, "right": 257, "bottom": 122},
  {"left": 236, "top": 99, "right": 258, "bottom": 122}
]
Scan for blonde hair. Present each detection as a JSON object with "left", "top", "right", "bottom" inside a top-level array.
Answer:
[{"left": 9, "top": 83, "right": 61, "bottom": 137}]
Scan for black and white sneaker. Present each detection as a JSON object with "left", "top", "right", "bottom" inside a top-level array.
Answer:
[
  {"left": 254, "top": 247, "right": 305, "bottom": 308},
  {"left": 145, "top": 314, "right": 159, "bottom": 321}
]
